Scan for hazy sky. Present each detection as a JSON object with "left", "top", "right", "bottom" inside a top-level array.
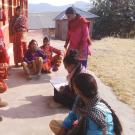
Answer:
[{"left": 28, "top": 0, "right": 90, "bottom": 6}]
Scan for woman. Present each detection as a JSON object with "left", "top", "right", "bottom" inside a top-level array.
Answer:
[
  {"left": 22, "top": 40, "right": 45, "bottom": 80},
  {"left": 64, "top": 7, "right": 92, "bottom": 68},
  {"left": 10, "top": 6, "right": 27, "bottom": 67},
  {"left": 0, "top": 30, "right": 9, "bottom": 113},
  {"left": 50, "top": 73, "right": 123, "bottom": 135},
  {"left": 40, "top": 36, "right": 62, "bottom": 73},
  {"left": 53, "top": 50, "right": 86, "bottom": 109}
]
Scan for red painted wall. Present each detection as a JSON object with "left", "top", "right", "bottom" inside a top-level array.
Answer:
[{"left": 0, "top": 0, "right": 28, "bottom": 48}]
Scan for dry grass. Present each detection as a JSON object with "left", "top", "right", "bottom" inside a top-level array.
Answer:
[{"left": 89, "top": 37, "right": 135, "bottom": 109}]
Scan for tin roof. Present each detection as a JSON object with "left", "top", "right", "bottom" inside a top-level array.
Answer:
[{"left": 54, "top": 7, "right": 99, "bottom": 20}]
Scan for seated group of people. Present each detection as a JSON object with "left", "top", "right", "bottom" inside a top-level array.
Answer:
[
  {"left": 22, "top": 37, "right": 62, "bottom": 80},
  {"left": 0, "top": 34, "right": 123, "bottom": 134},
  {"left": 48, "top": 50, "right": 123, "bottom": 135}
]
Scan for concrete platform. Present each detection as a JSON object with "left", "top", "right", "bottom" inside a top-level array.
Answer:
[{"left": 0, "top": 30, "right": 135, "bottom": 135}]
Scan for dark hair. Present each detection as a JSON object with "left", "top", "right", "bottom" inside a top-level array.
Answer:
[
  {"left": 43, "top": 36, "right": 50, "bottom": 42},
  {"left": 65, "top": 7, "right": 76, "bottom": 14},
  {"left": 64, "top": 50, "right": 82, "bottom": 93},
  {"left": 63, "top": 50, "right": 79, "bottom": 66},
  {"left": 73, "top": 73, "right": 98, "bottom": 98},
  {"left": 73, "top": 73, "right": 123, "bottom": 135},
  {"left": 28, "top": 39, "right": 38, "bottom": 48},
  {"left": 16, "top": 6, "right": 21, "bottom": 11}
]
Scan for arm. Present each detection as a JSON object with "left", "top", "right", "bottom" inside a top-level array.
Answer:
[
  {"left": 64, "top": 30, "right": 70, "bottom": 49},
  {"left": 62, "top": 111, "right": 78, "bottom": 129},
  {"left": 23, "top": 51, "right": 32, "bottom": 63},
  {"left": 80, "top": 23, "right": 90, "bottom": 48},
  {"left": 3, "top": 48, "right": 9, "bottom": 64},
  {"left": 38, "top": 49, "right": 46, "bottom": 59},
  {"left": 51, "top": 46, "right": 61, "bottom": 55}
]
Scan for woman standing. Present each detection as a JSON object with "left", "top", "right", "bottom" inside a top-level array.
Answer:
[
  {"left": 10, "top": 6, "right": 27, "bottom": 67},
  {"left": 64, "top": 7, "right": 92, "bottom": 68}
]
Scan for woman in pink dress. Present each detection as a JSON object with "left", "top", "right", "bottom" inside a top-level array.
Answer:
[{"left": 64, "top": 7, "right": 92, "bottom": 68}]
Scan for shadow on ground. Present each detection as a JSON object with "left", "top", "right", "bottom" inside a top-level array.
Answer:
[
  {"left": 0, "top": 95, "right": 68, "bottom": 119},
  {"left": 6, "top": 67, "right": 51, "bottom": 88}
]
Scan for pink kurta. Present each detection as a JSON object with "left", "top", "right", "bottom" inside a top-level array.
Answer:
[{"left": 66, "top": 16, "right": 91, "bottom": 60}]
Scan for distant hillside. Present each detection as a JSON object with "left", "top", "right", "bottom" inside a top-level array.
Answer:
[{"left": 28, "top": 1, "right": 93, "bottom": 13}]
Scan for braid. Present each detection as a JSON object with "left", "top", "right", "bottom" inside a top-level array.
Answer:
[
  {"left": 70, "top": 63, "right": 82, "bottom": 92},
  {"left": 100, "top": 99, "right": 123, "bottom": 135}
]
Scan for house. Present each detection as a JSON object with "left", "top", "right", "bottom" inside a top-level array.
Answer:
[
  {"left": 28, "top": 12, "right": 60, "bottom": 38},
  {"left": 0, "top": 0, "right": 28, "bottom": 48},
  {"left": 54, "top": 7, "right": 99, "bottom": 40}
]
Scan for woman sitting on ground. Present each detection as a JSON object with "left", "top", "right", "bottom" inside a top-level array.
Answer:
[
  {"left": 53, "top": 50, "right": 86, "bottom": 109},
  {"left": 22, "top": 39, "right": 45, "bottom": 80},
  {"left": 40, "top": 36, "right": 62, "bottom": 73},
  {"left": 50, "top": 73, "right": 123, "bottom": 135},
  {"left": 0, "top": 36, "right": 9, "bottom": 121}
]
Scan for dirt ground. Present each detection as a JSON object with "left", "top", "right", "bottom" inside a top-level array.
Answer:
[{"left": 0, "top": 31, "right": 135, "bottom": 135}]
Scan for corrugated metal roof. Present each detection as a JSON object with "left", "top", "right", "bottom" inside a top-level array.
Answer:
[
  {"left": 54, "top": 7, "right": 99, "bottom": 20},
  {"left": 28, "top": 12, "right": 60, "bottom": 29}
]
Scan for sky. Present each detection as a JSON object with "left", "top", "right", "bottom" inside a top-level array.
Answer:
[{"left": 28, "top": 0, "right": 90, "bottom": 6}]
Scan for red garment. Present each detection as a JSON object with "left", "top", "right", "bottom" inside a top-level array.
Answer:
[
  {"left": 66, "top": 16, "right": 92, "bottom": 60},
  {"left": 41, "top": 45, "right": 61, "bottom": 59},
  {"left": 0, "top": 46, "right": 9, "bottom": 64},
  {"left": 0, "top": 9, "right": 6, "bottom": 22},
  {"left": 13, "top": 32, "right": 27, "bottom": 64},
  {"left": 0, "top": 29, "right": 4, "bottom": 41},
  {"left": 41, "top": 45, "right": 62, "bottom": 71},
  {"left": 0, "top": 79, "right": 7, "bottom": 93}
]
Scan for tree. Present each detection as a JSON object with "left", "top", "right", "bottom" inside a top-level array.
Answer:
[{"left": 90, "top": 0, "right": 135, "bottom": 38}]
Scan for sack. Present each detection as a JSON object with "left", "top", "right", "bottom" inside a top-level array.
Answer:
[
  {"left": 66, "top": 117, "right": 87, "bottom": 135},
  {"left": 0, "top": 80, "right": 7, "bottom": 93}
]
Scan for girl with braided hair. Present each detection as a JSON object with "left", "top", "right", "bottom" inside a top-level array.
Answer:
[
  {"left": 50, "top": 73, "right": 122, "bottom": 135},
  {"left": 53, "top": 50, "right": 86, "bottom": 109}
]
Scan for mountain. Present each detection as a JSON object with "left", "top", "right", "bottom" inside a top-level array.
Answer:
[{"left": 28, "top": 1, "right": 93, "bottom": 13}]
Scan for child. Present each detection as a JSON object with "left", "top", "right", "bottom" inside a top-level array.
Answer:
[
  {"left": 53, "top": 50, "right": 86, "bottom": 109},
  {"left": 40, "top": 37, "right": 62, "bottom": 73},
  {"left": 50, "top": 73, "right": 123, "bottom": 135},
  {"left": 22, "top": 39, "right": 45, "bottom": 80}
]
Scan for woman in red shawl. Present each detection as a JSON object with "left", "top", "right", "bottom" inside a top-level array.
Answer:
[
  {"left": 41, "top": 37, "right": 62, "bottom": 73},
  {"left": 0, "top": 30, "right": 8, "bottom": 121},
  {"left": 10, "top": 6, "right": 27, "bottom": 67},
  {"left": 64, "top": 7, "right": 92, "bottom": 68}
]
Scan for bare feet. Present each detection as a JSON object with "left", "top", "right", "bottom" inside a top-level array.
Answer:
[{"left": 0, "top": 100, "right": 8, "bottom": 108}]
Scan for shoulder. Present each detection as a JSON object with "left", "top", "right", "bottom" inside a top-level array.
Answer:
[
  {"left": 94, "top": 102, "right": 112, "bottom": 114},
  {"left": 79, "top": 17, "right": 90, "bottom": 26}
]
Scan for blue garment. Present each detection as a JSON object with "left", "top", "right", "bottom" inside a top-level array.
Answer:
[
  {"left": 23, "top": 49, "right": 45, "bottom": 63},
  {"left": 62, "top": 100, "right": 114, "bottom": 135}
]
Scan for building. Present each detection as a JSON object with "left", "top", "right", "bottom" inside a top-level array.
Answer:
[
  {"left": 28, "top": 12, "right": 60, "bottom": 38},
  {"left": 54, "top": 7, "right": 99, "bottom": 40},
  {"left": 0, "top": 0, "right": 28, "bottom": 48}
]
